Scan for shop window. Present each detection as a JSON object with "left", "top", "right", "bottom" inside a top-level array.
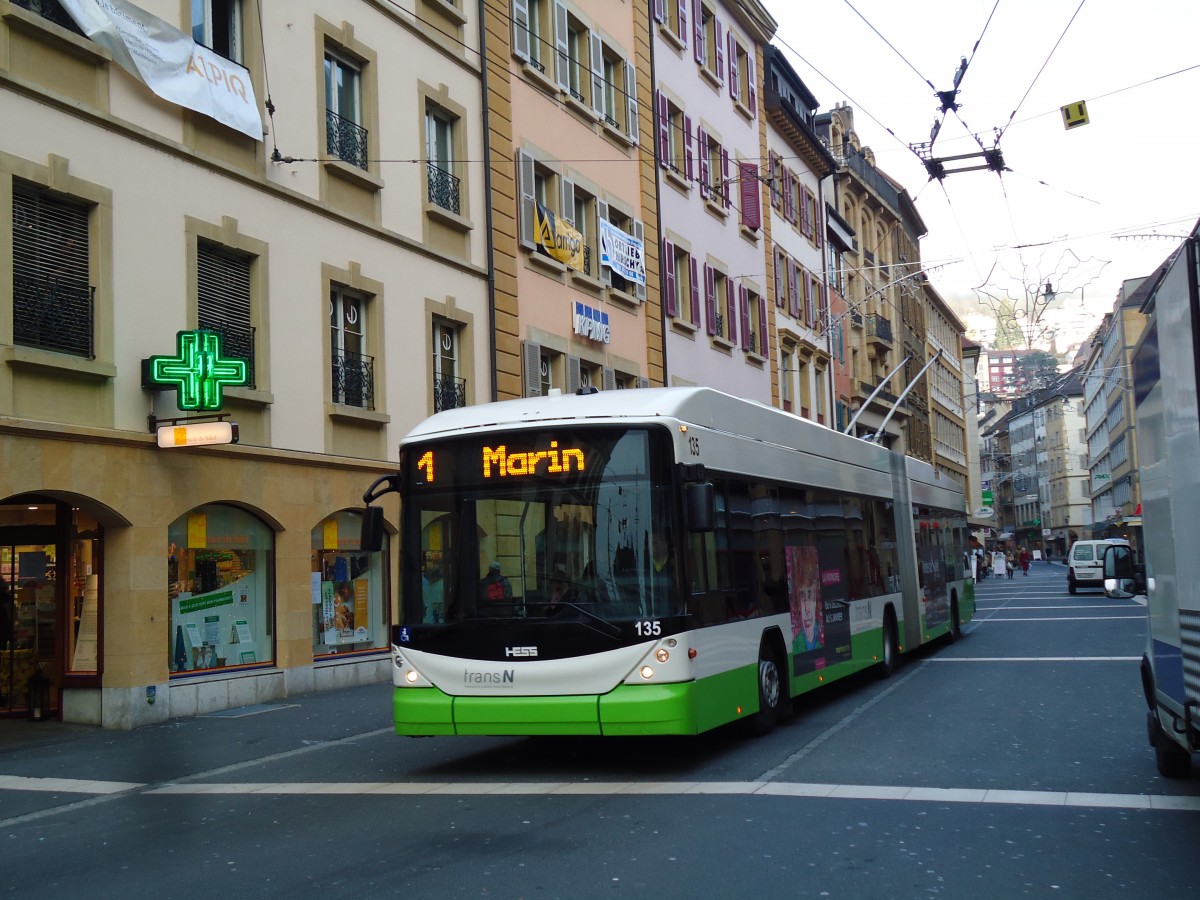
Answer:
[
  {"left": 168, "top": 504, "right": 273, "bottom": 674},
  {"left": 312, "top": 510, "right": 388, "bottom": 655}
]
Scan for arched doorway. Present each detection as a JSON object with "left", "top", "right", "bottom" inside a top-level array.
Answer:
[{"left": 0, "top": 493, "right": 126, "bottom": 718}]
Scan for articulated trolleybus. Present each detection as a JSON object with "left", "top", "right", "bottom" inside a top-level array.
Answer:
[{"left": 362, "top": 386, "right": 973, "bottom": 737}]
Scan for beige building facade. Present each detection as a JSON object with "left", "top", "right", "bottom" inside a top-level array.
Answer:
[{"left": 1, "top": 0, "right": 490, "bottom": 725}]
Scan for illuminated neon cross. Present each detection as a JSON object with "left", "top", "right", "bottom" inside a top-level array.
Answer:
[{"left": 142, "top": 330, "right": 248, "bottom": 411}]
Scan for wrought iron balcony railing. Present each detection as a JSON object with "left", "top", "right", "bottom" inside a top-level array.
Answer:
[
  {"left": 13, "top": 0, "right": 83, "bottom": 34},
  {"left": 13, "top": 275, "right": 94, "bottom": 359},
  {"left": 583, "top": 245, "right": 592, "bottom": 276},
  {"left": 849, "top": 308, "right": 864, "bottom": 328},
  {"left": 197, "top": 320, "right": 256, "bottom": 389},
  {"left": 332, "top": 347, "right": 375, "bottom": 410},
  {"left": 866, "top": 313, "right": 893, "bottom": 344},
  {"left": 747, "top": 330, "right": 757, "bottom": 353},
  {"left": 714, "top": 312, "right": 725, "bottom": 339},
  {"left": 433, "top": 373, "right": 466, "bottom": 412},
  {"left": 326, "top": 109, "right": 369, "bottom": 171},
  {"left": 427, "top": 163, "right": 461, "bottom": 215}
]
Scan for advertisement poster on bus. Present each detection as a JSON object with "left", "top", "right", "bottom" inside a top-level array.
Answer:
[
  {"left": 786, "top": 545, "right": 851, "bottom": 675},
  {"left": 919, "top": 544, "right": 949, "bottom": 629}
]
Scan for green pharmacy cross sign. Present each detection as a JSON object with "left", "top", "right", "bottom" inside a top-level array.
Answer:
[{"left": 142, "top": 330, "right": 248, "bottom": 411}]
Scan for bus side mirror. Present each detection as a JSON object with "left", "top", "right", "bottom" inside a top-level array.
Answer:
[
  {"left": 1102, "top": 544, "right": 1137, "bottom": 599},
  {"left": 686, "top": 482, "right": 715, "bottom": 532},
  {"left": 361, "top": 505, "right": 386, "bottom": 552}
]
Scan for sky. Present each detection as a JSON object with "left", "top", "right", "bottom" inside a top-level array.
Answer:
[{"left": 769, "top": 0, "right": 1200, "bottom": 349}]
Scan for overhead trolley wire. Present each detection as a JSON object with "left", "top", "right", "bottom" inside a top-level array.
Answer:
[{"left": 997, "top": 0, "right": 1087, "bottom": 140}]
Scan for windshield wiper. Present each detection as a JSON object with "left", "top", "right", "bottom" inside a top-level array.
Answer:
[{"left": 551, "top": 601, "right": 623, "bottom": 639}]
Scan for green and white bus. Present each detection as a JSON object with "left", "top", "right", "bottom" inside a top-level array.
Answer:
[{"left": 362, "top": 386, "right": 973, "bottom": 737}]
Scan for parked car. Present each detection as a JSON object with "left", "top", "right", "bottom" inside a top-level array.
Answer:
[{"left": 1067, "top": 538, "right": 1129, "bottom": 594}]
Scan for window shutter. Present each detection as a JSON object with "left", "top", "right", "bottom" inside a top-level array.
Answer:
[
  {"left": 590, "top": 32, "right": 604, "bottom": 116},
  {"left": 725, "top": 276, "right": 737, "bottom": 345},
  {"left": 788, "top": 260, "right": 800, "bottom": 318},
  {"left": 625, "top": 62, "right": 639, "bottom": 143},
  {"left": 697, "top": 128, "right": 709, "bottom": 197},
  {"left": 602, "top": 366, "right": 617, "bottom": 390},
  {"left": 567, "top": 355, "right": 582, "bottom": 392},
  {"left": 704, "top": 263, "right": 716, "bottom": 335},
  {"left": 632, "top": 219, "right": 646, "bottom": 301},
  {"left": 714, "top": 18, "right": 724, "bottom": 83},
  {"left": 657, "top": 91, "right": 670, "bottom": 166},
  {"left": 688, "top": 254, "right": 700, "bottom": 325},
  {"left": 197, "top": 244, "right": 255, "bottom": 385},
  {"left": 682, "top": 114, "right": 694, "bottom": 181},
  {"left": 663, "top": 240, "right": 677, "bottom": 317},
  {"left": 638, "top": 375, "right": 651, "bottom": 388},
  {"left": 782, "top": 169, "right": 793, "bottom": 222},
  {"left": 739, "top": 161, "right": 760, "bottom": 230},
  {"left": 739, "top": 284, "right": 750, "bottom": 350},
  {"left": 559, "top": 174, "right": 575, "bottom": 226},
  {"left": 652, "top": 0, "right": 665, "bottom": 24},
  {"left": 522, "top": 340, "right": 542, "bottom": 396},
  {"left": 517, "top": 149, "right": 536, "bottom": 250},
  {"left": 768, "top": 150, "right": 780, "bottom": 209},
  {"left": 758, "top": 292, "right": 769, "bottom": 359},
  {"left": 800, "top": 186, "right": 812, "bottom": 237},
  {"left": 692, "top": 0, "right": 704, "bottom": 64},
  {"left": 774, "top": 247, "right": 785, "bottom": 308},
  {"left": 818, "top": 278, "right": 828, "bottom": 327},
  {"left": 747, "top": 51, "right": 757, "bottom": 114},
  {"left": 677, "top": 0, "right": 687, "bottom": 48},
  {"left": 512, "top": 0, "right": 530, "bottom": 62},
  {"left": 553, "top": 1, "right": 570, "bottom": 90},
  {"left": 720, "top": 146, "right": 730, "bottom": 208},
  {"left": 798, "top": 266, "right": 808, "bottom": 324},
  {"left": 727, "top": 31, "right": 738, "bottom": 100},
  {"left": 596, "top": 199, "right": 610, "bottom": 286},
  {"left": 810, "top": 275, "right": 821, "bottom": 328}
]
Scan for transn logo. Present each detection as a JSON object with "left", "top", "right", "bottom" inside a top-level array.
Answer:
[{"left": 505, "top": 646, "right": 538, "bottom": 657}]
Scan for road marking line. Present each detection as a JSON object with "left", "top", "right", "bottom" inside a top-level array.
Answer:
[
  {"left": 971, "top": 616, "right": 1144, "bottom": 622},
  {"left": 926, "top": 656, "right": 1140, "bottom": 662},
  {"left": 0, "top": 775, "right": 141, "bottom": 794},
  {"left": 2, "top": 770, "right": 1195, "bottom": 813}
]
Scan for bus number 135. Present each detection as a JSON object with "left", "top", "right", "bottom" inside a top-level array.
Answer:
[{"left": 635, "top": 620, "right": 662, "bottom": 637}]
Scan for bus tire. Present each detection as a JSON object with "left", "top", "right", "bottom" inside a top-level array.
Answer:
[
  {"left": 876, "top": 611, "right": 899, "bottom": 679},
  {"left": 1150, "top": 712, "right": 1192, "bottom": 778},
  {"left": 749, "top": 646, "right": 783, "bottom": 737}
]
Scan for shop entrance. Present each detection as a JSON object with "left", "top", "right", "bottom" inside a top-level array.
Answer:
[
  {"left": 0, "top": 498, "right": 104, "bottom": 719},
  {"left": 0, "top": 529, "right": 60, "bottom": 716}
]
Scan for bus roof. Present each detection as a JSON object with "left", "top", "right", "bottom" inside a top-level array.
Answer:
[{"left": 403, "top": 386, "right": 962, "bottom": 498}]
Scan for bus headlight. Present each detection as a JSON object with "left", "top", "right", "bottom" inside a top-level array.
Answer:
[
  {"left": 405, "top": 669, "right": 420, "bottom": 684},
  {"left": 640, "top": 665, "right": 655, "bottom": 680},
  {"left": 655, "top": 648, "right": 670, "bottom": 663}
]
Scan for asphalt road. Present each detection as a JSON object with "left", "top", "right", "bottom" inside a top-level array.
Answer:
[{"left": 2, "top": 560, "right": 1198, "bottom": 898}]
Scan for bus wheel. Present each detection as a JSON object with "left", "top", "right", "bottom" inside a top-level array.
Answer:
[
  {"left": 1150, "top": 712, "right": 1192, "bottom": 778},
  {"left": 876, "top": 613, "right": 899, "bottom": 679},
  {"left": 749, "top": 649, "right": 782, "bottom": 736},
  {"left": 948, "top": 597, "right": 962, "bottom": 642}
]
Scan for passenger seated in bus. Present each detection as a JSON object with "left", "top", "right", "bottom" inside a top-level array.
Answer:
[{"left": 480, "top": 561, "right": 512, "bottom": 603}]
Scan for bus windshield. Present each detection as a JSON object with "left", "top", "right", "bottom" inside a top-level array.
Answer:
[{"left": 404, "top": 425, "right": 678, "bottom": 625}]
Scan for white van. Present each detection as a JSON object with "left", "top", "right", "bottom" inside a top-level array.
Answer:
[{"left": 1068, "top": 539, "right": 1129, "bottom": 594}]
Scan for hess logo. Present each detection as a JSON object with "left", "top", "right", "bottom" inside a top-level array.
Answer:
[{"left": 505, "top": 646, "right": 538, "bottom": 657}]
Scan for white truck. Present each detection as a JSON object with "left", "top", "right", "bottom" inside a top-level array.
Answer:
[{"left": 1105, "top": 225, "right": 1200, "bottom": 778}]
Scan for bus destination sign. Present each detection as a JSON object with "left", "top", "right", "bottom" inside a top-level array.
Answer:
[{"left": 415, "top": 441, "right": 587, "bottom": 486}]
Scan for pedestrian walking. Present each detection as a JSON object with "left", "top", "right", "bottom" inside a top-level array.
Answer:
[
  {"left": 1020, "top": 549, "right": 1031, "bottom": 576},
  {"left": 1005, "top": 550, "right": 1016, "bottom": 579}
]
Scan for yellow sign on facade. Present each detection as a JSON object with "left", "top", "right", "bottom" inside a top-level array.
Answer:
[
  {"left": 534, "top": 203, "right": 584, "bottom": 271},
  {"left": 1061, "top": 100, "right": 1089, "bottom": 129},
  {"left": 187, "top": 512, "right": 207, "bottom": 549}
]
